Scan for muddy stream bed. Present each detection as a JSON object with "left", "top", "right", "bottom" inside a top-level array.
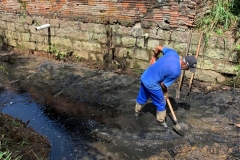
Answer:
[{"left": 0, "top": 52, "right": 239, "bottom": 160}]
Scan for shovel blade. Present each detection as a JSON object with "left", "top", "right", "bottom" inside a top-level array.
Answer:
[{"left": 173, "top": 124, "right": 185, "bottom": 136}]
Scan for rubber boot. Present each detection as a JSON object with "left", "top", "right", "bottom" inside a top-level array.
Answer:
[
  {"left": 135, "top": 102, "right": 143, "bottom": 117},
  {"left": 156, "top": 110, "right": 168, "bottom": 128}
]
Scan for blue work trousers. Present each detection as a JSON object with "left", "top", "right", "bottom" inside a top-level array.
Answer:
[{"left": 136, "top": 82, "right": 166, "bottom": 111}]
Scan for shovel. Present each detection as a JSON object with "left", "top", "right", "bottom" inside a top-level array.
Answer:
[{"left": 166, "top": 98, "right": 184, "bottom": 136}]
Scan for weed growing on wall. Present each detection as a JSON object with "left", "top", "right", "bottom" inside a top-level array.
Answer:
[
  {"left": 18, "top": 0, "right": 27, "bottom": 18},
  {"left": 197, "top": 0, "right": 239, "bottom": 33},
  {"left": 50, "top": 44, "right": 71, "bottom": 61}
]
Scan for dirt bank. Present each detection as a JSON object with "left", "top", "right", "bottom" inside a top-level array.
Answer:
[
  {"left": 0, "top": 50, "right": 239, "bottom": 160},
  {"left": 0, "top": 113, "right": 50, "bottom": 160}
]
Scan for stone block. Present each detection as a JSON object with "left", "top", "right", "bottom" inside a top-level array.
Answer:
[
  {"left": 112, "top": 25, "right": 130, "bottom": 35},
  {"left": 171, "top": 31, "right": 189, "bottom": 43},
  {"left": 77, "top": 30, "right": 90, "bottom": 41},
  {"left": 60, "top": 20, "right": 79, "bottom": 30},
  {"left": 155, "top": 29, "right": 171, "bottom": 40},
  {"left": 33, "top": 17, "right": 49, "bottom": 27},
  {"left": 115, "top": 36, "right": 122, "bottom": 46},
  {"left": 7, "top": 39, "right": 17, "bottom": 47},
  {"left": 82, "top": 41, "right": 102, "bottom": 52},
  {"left": 121, "top": 36, "right": 136, "bottom": 47},
  {"left": 146, "top": 39, "right": 160, "bottom": 49},
  {"left": 191, "top": 32, "right": 202, "bottom": 45},
  {"left": 89, "top": 33, "right": 107, "bottom": 44},
  {"left": 134, "top": 37, "right": 145, "bottom": 48},
  {"left": 36, "top": 43, "right": 50, "bottom": 52},
  {"left": 55, "top": 29, "right": 84, "bottom": 40},
  {"left": 0, "top": 21, "right": 7, "bottom": 29},
  {"left": 73, "top": 51, "right": 89, "bottom": 59},
  {"left": 134, "top": 60, "right": 149, "bottom": 70},
  {"left": 5, "top": 30, "right": 20, "bottom": 40},
  {"left": 0, "top": 29, "right": 4, "bottom": 36},
  {"left": 134, "top": 49, "right": 149, "bottom": 61},
  {"left": 89, "top": 53, "right": 97, "bottom": 61},
  {"left": 91, "top": 23, "right": 107, "bottom": 34},
  {"left": 20, "top": 41, "right": 36, "bottom": 50},
  {"left": 15, "top": 23, "right": 27, "bottom": 32},
  {"left": 173, "top": 42, "right": 188, "bottom": 55},
  {"left": 1, "top": 14, "right": 16, "bottom": 22},
  {"left": 194, "top": 69, "right": 225, "bottom": 83},
  {"left": 116, "top": 47, "right": 134, "bottom": 58},
  {"left": 228, "top": 51, "right": 238, "bottom": 63},
  {"left": 6, "top": 23, "right": 15, "bottom": 31},
  {"left": 96, "top": 53, "right": 104, "bottom": 61},
  {"left": 51, "top": 37, "right": 72, "bottom": 49},
  {"left": 50, "top": 19, "right": 60, "bottom": 27},
  {"left": 31, "top": 34, "right": 48, "bottom": 44},
  {"left": 73, "top": 41, "right": 83, "bottom": 51},
  {"left": 197, "top": 58, "right": 215, "bottom": 70},
  {"left": 204, "top": 48, "right": 225, "bottom": 60},
  {"left": 21, "top": 33, "right": 31, "bottom": 41},
  {"left": 20, "top": 16, "right": 33, "bottom": 25},
  {"left": 216, "top": 62, "right": 236, "bottom": 74}
]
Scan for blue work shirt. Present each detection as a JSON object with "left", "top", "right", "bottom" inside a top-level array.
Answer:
[{"left": 141, "top": 47, "right": 181, "bottom": 90}]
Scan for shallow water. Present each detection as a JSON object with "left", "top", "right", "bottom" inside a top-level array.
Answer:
[{"left": 0, "top": 90, "right": 106, "bottom": 160}]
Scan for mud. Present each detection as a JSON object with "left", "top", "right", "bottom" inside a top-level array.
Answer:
[
  {"left": 0, "top": 51, "right": 239, "bottom": 160},
  {"left": 0, "top": 112, "right": 50, "bottom": 160}
]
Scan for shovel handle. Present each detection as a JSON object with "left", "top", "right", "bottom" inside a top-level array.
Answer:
[{"left": 166, "top": 98, "right": 177, "bottom": 122}]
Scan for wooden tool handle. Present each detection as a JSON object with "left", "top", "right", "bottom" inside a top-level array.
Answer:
[
  {"left": 187, "top": 32, "right": 203, "bottom": 96},
  {"left": 176, "top": 30, "right": 192, "bottom": 99},
  {"left": 166, "top": 98, "right": 177, "bottom": 122}
]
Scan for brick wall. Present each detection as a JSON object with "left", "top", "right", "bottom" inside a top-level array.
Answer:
[{"left": 0, "top": 0, "right": 196, "bottom": 29}]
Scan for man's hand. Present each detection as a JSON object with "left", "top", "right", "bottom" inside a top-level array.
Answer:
[
  {"left": 150, "top": 46, "right": 164, "bottom": 65},
  {"left": 164, "top": 92, "right": 169, "bottom": 100},
  {"left": 150, "top": 56, "right": 156, "bottom": 65},
  {"left": 153, "top": 46, "right": 163, "bottom": 56}
]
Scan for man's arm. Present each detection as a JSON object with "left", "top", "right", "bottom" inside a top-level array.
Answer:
[
  {"left": 150, "top": 46, "right": 164, "bottom": 64},
  {"left": 160, "top": 82, "right": 167, "bottom": 93},
  {"left": 160, "top": 82, "right": 169, "bottom": 99}
]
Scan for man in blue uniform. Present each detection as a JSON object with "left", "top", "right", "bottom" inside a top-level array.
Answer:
[{"left": 135, "top": 46, "right": 197, "bottom": 127}]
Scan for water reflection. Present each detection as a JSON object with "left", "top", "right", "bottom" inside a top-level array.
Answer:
[{"left": 0, "top": 90, "right": 102, "bottom": 160}]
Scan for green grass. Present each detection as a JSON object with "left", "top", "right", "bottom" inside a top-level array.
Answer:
[{"left": 197, "top": 0, "right": 239, "bottom": 32}]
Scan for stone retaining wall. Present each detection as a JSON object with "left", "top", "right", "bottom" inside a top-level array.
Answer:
[{"left": 0, "top": 0, "right": 239, "bottom": 84}]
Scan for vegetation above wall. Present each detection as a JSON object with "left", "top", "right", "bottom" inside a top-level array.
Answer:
[
  {"left": 196, "top": 0, "right": 239, "bottom": 36},
  {"left": 196, "top": 0, "right": 240, "bottom": 87}
]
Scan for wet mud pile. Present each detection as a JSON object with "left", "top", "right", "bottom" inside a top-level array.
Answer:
[{"left": 0, "top": 51, "right": 239, "bottom": 159}]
